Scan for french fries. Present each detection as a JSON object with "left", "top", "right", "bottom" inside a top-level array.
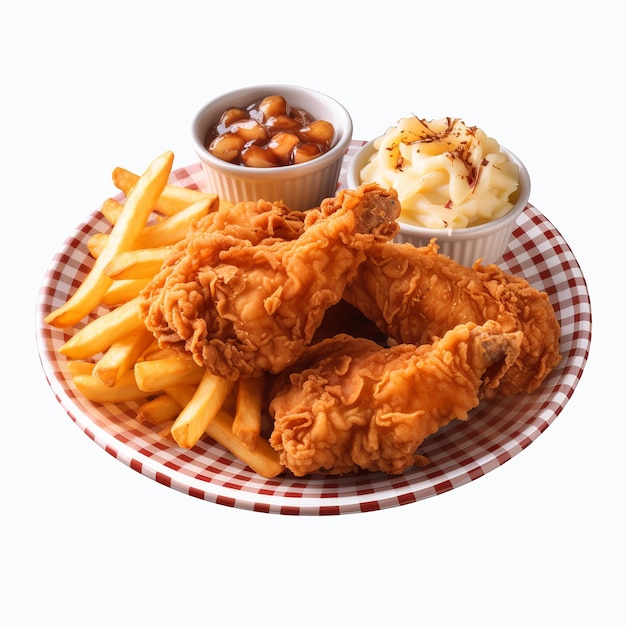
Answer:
[
  {"left": 100, "top": 197, "right": 124, "bottom": 225},
  {"left": 163, "top": 384, "right": 200, "bottom": 407},
  {"left": 94, "top": 195, "right": 217, "bottom": 254},
  {"left": 104, "top": 246, "right": 172, "bottom": 280},
  {"left": 59, "top": 296, "right": 145, "bottom": 360},
  {"left": 101, "top": 278, "right": 151, "bottom": 306},
  {"left": 170, "top": 369, "right": 235, "bottom": 449},
  {"left": 134, "top": 355, "right": 205, "bottom": 392},
  {"left": 45, "top": 151, "right": 174, "bottom": 327},
  {"left": 48, "top": 152, "right": 285, "bottom": 479},
  {"left": 207, "top": 410, "right": 282, "bottom": 478},
  {"left": 153, "top": 384, "right": 282, "bottom": 477},
  {"left": 72, "top": 369, "right": 154, "bottom": 404},
  {"left": 92, "top": 327, "right": 154, "bottom": 387},
  {"left": 86, "top": 232, "right": 108, "bottom": 259},
  {"left": 112, "top": 166, "right": 217, "bottom": 216},
  {"left": 133, "top": 196, "right": 217, "bottom": 247},
  {"left": 66, "top": 360, "right": 96, "bottom": 378},
  {"left": 233, "top": 377, "right": 265, "bottom": 451},
  {"left": 137, "top": 394, "right": 182, "bottom": 425}
]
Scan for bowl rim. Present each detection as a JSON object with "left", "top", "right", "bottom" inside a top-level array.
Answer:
[
  {"left": 191, "top": 84, "right": 353, "bottom": 178},
  {"left": 347, "top": 137, "right": 531, "bottom": 238}
]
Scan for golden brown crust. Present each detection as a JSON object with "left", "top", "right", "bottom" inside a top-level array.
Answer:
[
  {"left": 269, "top": 321, "right": 523, "bottom": 476},
  {"left": 140, "top": 184, "right": 400, "bottom": 380},
  {"left": 343, "top": 240, "right": 562, "bottom": 396}
]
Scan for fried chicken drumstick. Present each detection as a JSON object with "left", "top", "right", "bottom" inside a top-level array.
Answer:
[
  {"left": 269, "top": 321, "right": 523, "bottom": 476},
  {"left": 140, "top": 183, "right": 400, "bottom": 380},
  {"left": 343, "top": 240, "right": 562, "bottom": 397}
]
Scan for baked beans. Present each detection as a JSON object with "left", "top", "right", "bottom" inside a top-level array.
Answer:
[{"left": 204, "top": 95, "right": 335, "bottom": 167}]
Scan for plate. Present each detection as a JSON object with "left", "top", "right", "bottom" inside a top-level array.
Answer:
[{"left": 36, "top": 140, "right": 592, "bottom": 515}]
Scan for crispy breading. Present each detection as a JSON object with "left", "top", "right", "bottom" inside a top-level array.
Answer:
[
  {"left": 140, "top": 184, "right": 400, "bottom": 380},
  {"left": 343, "top": 240, "right": 562, "bottom": 397},
  {"left": 269, "top": 321, "right": 523, "bottom": 476}
]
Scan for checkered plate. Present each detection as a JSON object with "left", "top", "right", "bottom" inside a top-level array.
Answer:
[{"left": 36, "top": 141, "right": 592, "bottom": 515}]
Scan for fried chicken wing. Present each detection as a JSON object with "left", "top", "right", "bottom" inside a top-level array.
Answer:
[
  {"left": 343, "top": 240, "right": 562, "bottom": 397},
  {"left": 269, "top": 321, "right": 523, "bottom": 476},
  {"left": 140, "top": 183, "right": 400, "bottom": 380}
]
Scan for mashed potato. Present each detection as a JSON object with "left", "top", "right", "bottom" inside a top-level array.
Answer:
[{"left": 360, "top": 117, "right": 520, "bottom": 230}]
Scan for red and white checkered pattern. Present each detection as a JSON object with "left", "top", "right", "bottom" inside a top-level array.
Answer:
[{"left": 36, "top": 141, "right": 592, "bottom": 515}]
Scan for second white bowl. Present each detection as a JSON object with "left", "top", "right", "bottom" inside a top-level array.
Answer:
[{"left": 347, "top": 139, "right": 531, "bottom": 266}]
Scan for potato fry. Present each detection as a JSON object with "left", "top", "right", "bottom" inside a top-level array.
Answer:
[
  {"left": 233, "top": 377, "right": 265, "bottom": 451},
  {"left": 164, "top": 384, "right": 197, "bottom": 406},
  {"left": 92, "top": 327, "right": 154, "bottom": 387},
  {"left": 45, "top": 151, "right": 174, "bottom": 328},
  {"left": 59, "top": 296, "right": 144, "bottom": 360},
  {"left": 164, "top": 381, "right": 239, "bottom": 412},
  {"left": 66, "top": 360, "right": 96, "bottom": 377},
  {"left": 101, "top": 278, "right": 151, "bottom": 306},
  {"left": 86, "top": 232, "right": 107, "bottom": 259},
  {"left": 100, "top": 197, "right": 124, "bottom": 225},
  {"left": 140, "top": 345, "right": 179, "bottom": 361},
  {"left": 95, "top": 196, "right": 215, "bottom": 254},
  {"left": 208, "top": 410, "right": 283, "bottom": 478},
  {"left": 161, "top": 384, "right": 282, "bottom": 476},
  {"left": 137, "top": 394, "right": 182, "bottom": 425},
  {"left": 134, "top": 197, "right": 214, "bottom": 248},
  {"left": 104, "top": 246, "right": 171, "bottom": 280},
  {"left": 72, "top": 369, "right": 153, "bottom": 403},
  {"left": 134, "top": 355, "right": 204, "bottom": 392},
  {"left": 170, "top": 370, "right": 235, "bottom": 449},
  {"left": 100, "top": 197, "right": 164, "bottom": 234},
  {"left": 112, "top": 166, "right": 218, "bottom": 216}
]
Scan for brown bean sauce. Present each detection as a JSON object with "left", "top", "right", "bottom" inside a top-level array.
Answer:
[{"left": 204, "top": 95, "right": 335, "bottom": 167}]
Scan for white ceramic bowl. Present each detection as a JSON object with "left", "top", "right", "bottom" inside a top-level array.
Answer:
[
  {"left": 191, "top": 84, "right": 353, "bottom": 212},
  {"left": 347, "top": 139, "right": 531, "bottom": 266}
]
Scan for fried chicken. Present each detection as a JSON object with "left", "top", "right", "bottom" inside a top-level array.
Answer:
[
  {"left": 140, "top": 183, "right": 400, "bottom": 380},
  {"left": 269, "top": 321, "right": 523, "bottom": 476},
  {"left": 343, "top": 240, "right": 562, "bottom": 397}
]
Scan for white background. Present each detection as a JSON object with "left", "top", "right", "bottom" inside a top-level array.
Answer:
[{"left": 2, "top": 1, "right": 623, "bottom": 624}]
